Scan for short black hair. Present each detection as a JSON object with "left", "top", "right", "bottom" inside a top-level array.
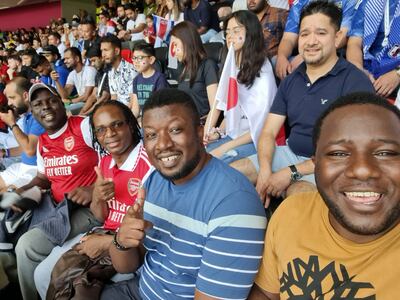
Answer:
[
  {"left": 90, "top": 100, "right": 142, "bottom": 156},
  {"left": 48, "top": 31, "right": 61, "bottom": 40},
  {"left": 312, "top": 92, "right": 400, "bottom": 151},
  {"left": 124, "top": 3, "right": 137, "bottom": 11},
  {"left": 300, "top": 0, "right": 342, "bottom": 31},
  {"left": 133, "top": 41, "right": 155, "bottom": 57},
  {"left": 64, "top": 47, "right": 82, "bottom": 63},
  {"left": 30, "top": 54, "right": 48, "bottom": 69},
  {"left": 21, "top": 48, "right": 37, "bottom": 57},
  {"left": 143, "top": 88, "right": 200, "bottom": 127},
  {"left": 100, "top": 35, "right": 122, "bottom": 50}
]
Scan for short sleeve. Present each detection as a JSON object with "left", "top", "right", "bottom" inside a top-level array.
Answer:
[
  {"left": 132, "top": 75, "right": 139, "bottom": 95},
  {"left": 154, "top": 73, "right": 169, "bottom": 90},
  {"left": 27, "top": 117, "right": 45, "bottom": 136},
  {"left": 341, "top": 0, "right": 357, "bottom": 31},
  {"left": 80, "top": 117, "right": 94, "bottom": 149},
  {"left": 342, "top": 66, "right": 375, "bottom": 94},
  {"left": 269, "top": 83, "right": 288, "bottom": 116},
  {"left": 66, "top": 72, "right": 74, "bottom": 86},
  {"left": 36, "top": 142, "right": 45, "bottom": 174},
  {"left": 195, "top": 191, "right": 267, "bottom": 299},
  {"left": 203, "top": 59, "right": 219, "bottom": 87},
  {"left": 348, "top": 0, "right": 366, "bottom": 37},
  {"left": 136, "top": 14, "right": 146, "bottom": 25},
  {"left": 198, "top": 3, "right": 211, "bottom": 27},
  {"left": 254, "top": 215, "right": 281, "bottom": 294},
  {"left": 84, "top": 67, "right": 97, "bottom": 87},
  {"left": 284, "top": 0, "right": 306, "bottom": 33}
]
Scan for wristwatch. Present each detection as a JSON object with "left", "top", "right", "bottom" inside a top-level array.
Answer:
[{"left": 289, "top": 165, "right": 303, "bottom": 182}]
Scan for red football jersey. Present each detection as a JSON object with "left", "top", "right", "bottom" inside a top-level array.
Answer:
[
  {"left": 100, "top": 142, "right": 153, "bottom": 231},
  {"left": 37, "top": 116, "right": 99, "bottom": 203}
]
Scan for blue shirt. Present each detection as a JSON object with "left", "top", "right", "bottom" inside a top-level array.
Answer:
[
  {"left": 40, "top": 60, "right": 70, "bottom": 90},
  {"left": 270, "top": 57, "right": 375, "bottom": 157},
  {"left": 132, "top": 70, "right": 168, "bottom": 108},
  {"left": 285, "top": 0, "right": 357, "bottom": 34},
  {"left": 21, "top": 112, "right": 45, "bottom": 165},
  {"left": 349, "top": 0, "right": 397, "bottom": 57},
  {"left": 141, "top": 158, "right": 267, "bottom": 299}
]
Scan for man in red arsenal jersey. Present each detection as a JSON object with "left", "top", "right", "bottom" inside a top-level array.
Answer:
[
  {"left": 33, "top": 100, "right": 153, "bottom": 298},
  {"left": 7, "top": 83, "right": 100, "bottom": 300}
]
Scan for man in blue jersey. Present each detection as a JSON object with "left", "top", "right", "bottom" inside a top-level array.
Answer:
[
  {"left": 101, "top": 88, "right": 267, "bottom": 300},
  {"left": 347, "top": 0, "right": 400, "bottom": 98}
]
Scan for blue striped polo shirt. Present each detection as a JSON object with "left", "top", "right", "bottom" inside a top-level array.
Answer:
[{"left": 141, "top": 157, "right": 267, "bottom": 299}]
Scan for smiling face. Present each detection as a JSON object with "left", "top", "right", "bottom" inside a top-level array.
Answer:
[
  {"left": 314, "top": 104, "right": 400, "bottom": 243},
  {"left": 30, "top": 89, "right": 67, "bottom": 134},
  {"left": 142, "top": 104, "right": 206, "bottom": 185},
  {"left": 93, "top": 105, "right": 134, "bottom": 158},
  {"left": 298, "top": 13, "right": 339, "bottom": 66}
]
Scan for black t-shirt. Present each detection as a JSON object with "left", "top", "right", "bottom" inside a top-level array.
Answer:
[
  {"left": 177, "top": 58, "right": 219, "bottom": 117},
  {"left": 184, "top": 0, "right": 220, "bottom": 32},
  {"left": 18, "top": 66, "right": 39, "bottom": 82}
]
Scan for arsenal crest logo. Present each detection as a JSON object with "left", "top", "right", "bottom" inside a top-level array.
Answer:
[
  {"left": 127, "top": 178, "right": 141, "bottom": 197},
  {"left": 64, "top": 136, "right": 75, "bottom": 152}
]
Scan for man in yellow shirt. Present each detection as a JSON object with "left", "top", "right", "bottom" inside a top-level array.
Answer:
[{"left": 249, "top": 91, "right": 400, "bottom": 300}]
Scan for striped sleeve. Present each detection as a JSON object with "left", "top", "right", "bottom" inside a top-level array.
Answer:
[{"left": 196, "top": 191, "right": 267, "bottom": 299}]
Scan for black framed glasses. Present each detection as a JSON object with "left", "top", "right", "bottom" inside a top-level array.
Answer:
[{"left": 94, "top": 120, "right": 128, "bottom": 137}]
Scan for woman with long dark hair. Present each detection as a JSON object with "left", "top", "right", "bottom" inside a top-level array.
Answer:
[
  {"left": 170, "top": 21, "right": 219, "bottom": 118},
  {"left": 205, "top": 10, "right": 277, "bottom": 164}
]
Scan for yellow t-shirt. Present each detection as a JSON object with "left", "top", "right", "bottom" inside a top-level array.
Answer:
[{"left": 255, "top": 191, "right": 400, "bottom": 299}]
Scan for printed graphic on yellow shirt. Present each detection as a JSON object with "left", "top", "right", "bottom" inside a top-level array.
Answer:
[{"left": 280, "top": 255, "right": 375, "bottom": 299}]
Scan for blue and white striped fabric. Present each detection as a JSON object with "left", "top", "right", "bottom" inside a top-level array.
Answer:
[
  {"left": 284, "top": 0, "right": 357, "bottom": 34},
  {"left": 140, "top": 158, "right": 267, "bottom": 299},
  {"left": 350, "top": 0, "right": 400, "bottom": 77}
]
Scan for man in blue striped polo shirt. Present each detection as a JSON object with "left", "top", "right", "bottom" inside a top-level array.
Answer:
[{"left": 102, "top": 88, "right": 267, "bottom": 300}]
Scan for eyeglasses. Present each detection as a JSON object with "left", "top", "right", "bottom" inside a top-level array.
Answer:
[
  {"left": 132, "top": 55, "right": 151, "bottom": 62},
  {"left": 224, "top": 26, "right": 245, "bottom": 37},
  {"left": 94, "top": 120, "right": 128, "bottom": 137}
]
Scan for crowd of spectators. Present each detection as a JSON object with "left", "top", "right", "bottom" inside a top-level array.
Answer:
[{"left": 0, "top": 0, "right": 399, "bottom": 299}]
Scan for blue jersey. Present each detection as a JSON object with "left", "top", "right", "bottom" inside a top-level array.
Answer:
[
  {"left": 21, "top": 112, "right": 45, "bottom": 165},
  {"left": 141, "top": 158, "right": 267, "bottom": 299},
  {"left": 285, "top": 0, "right": 357, "bottom": 34}
]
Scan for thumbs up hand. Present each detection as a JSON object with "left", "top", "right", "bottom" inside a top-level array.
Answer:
[
  {"left": 116, "top": 185, "right": 153, "bottom": 249},
  {"left": 93, "top": 166, "right": 115, "bottom": 203}
]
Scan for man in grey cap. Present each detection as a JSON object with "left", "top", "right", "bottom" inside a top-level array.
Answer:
[{"left": 0, "top": 83, "right": 99, "bottom": 300}]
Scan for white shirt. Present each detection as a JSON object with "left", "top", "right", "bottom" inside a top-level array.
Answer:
[
  {"left": 66, "top": 65, "right": 97, "bottom": 96},
  {"left": 127, "top": 14, "right": 146, "bottom": 41},
  {"left": 57, "top": 43, "right": 67, "bottom": 59}
]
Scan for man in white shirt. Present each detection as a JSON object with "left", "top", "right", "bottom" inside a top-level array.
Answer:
[
  {"left": 118, "top": 3, "right": 146, "bottom": 41},
  {"left": 55, "top": 47, "right": 97, "bottom": 114},
  {"left": 48, "top": 32, "right": 67, "bottom": 59}
]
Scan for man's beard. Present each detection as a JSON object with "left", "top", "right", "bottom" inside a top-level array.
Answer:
[
  {"left": 11, "top": 104, "right": 28, "bottom": 115},
  {"left": 319, "top": 188, "right": 400, "bottom": 236},
  {"left": 159, "top": 148, "right": 202, "bottom": 182}
]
